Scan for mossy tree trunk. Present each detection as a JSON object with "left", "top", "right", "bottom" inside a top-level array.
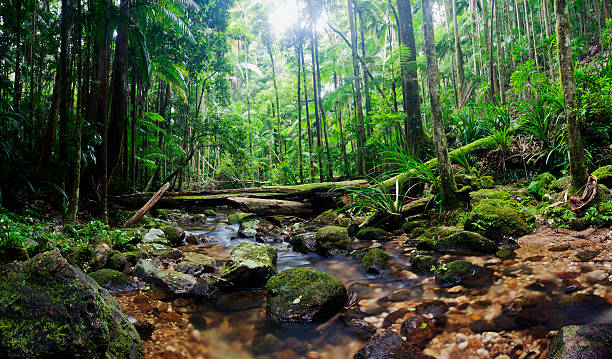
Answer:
[
  {"left": 555, "top": 0, "right": 588, "bottom": 190},
  {"left": 422, "top": 0, "right": 460, "bottom": 209}
]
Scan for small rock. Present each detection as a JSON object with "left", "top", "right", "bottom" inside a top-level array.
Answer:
[
  {"left": 353, "top": 330, "right": 405, "bottom": 359},
  {"left": 346, "top": 319, "right": 376, "bottom": 340},
  {"left": 575, "top": 250, "right": 600, "bottom": 261},
  {"left": 548, "top": 243, "right": 571, "bottom": 252},
  {"left": 89, "top": 243, "right": 113, "bottom": 271},
  {"left": 356, "top": 227, "right": 390, "bottom": 242},
  {"left": 362, "top": 248, "right": 390, "bottom": 274},
  {"left": 400, "top": 315, "right": 435, "bottom": 347}
]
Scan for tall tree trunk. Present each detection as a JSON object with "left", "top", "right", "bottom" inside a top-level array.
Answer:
[
  {"left": 444, "top": 0, "right": 459, "bottom": 106},
  {"left": 314, "top": 31, "right": 333, "bottom": 180},
  {"left": 347, "top": 0, "right": 367, "bottom": 176},
  {"left": 38, "top": 68, "right": 60, "bottom": 168},
  {"left": 481, "top": 0, "right": 495, "bottom": 100},
  {"left": 267, "top": 44, "right": 282, "bottom": 161},
  {"left": 59, "top": 0, "right": 72, "bottom": 193},
  {"left": 296, "top": 45, "right": 304, "bottom": 184},
  {"left": 107, "top": 0, "right": 129, "bottom": 180},
  {"left": 67, "top": 0, "right": 82, "bottom": 222},
  {"left": 495, "top": 0, "right": 506, "bottom": 104},
  {"left": 13, "top": 0, "right": 23, "bottom": 110},
  {"left": 397, "top": 0, "right": 425, "bottom": 156},
  {"left": 358, "top": 10, "right": 372, "bottom": 118},
  {"left": 555, "top": 0, "right": 587, "bottom": 190},
  {"left": 452, "top": 0, "right": 466, "bottom": 96},
  {"left": 309, "top": 25, "right": 324, "bottom": 182},
  {"left": 245, "top": 41, "right": 255, "bottom": 187},
  {"left": 470, "top": 0, "right": 480, "bottom": 76},
  {"left": 422, "top": 0, "right": 459, "bottom": 208},
  {"left": 302, "top": 48, "right": 315, "bottom": 182}
]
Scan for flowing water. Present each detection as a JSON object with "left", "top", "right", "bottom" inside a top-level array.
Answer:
[{"left": 116, "top": 210, "right": 612, "bottom": 359}]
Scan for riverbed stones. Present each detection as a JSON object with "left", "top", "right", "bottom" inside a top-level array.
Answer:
[
  {"left": 400, "top": 315, "right": 435, "bottom": 347},
  {"left": 220, "top": 242, "right": 277, "bottom": 288},
  {"left": 89, "top": 268, "right": 137, "bottom": 292},
  {"left": 288, "top": 232, "right": 317, "bottom": 253},
  {"left": 346, "top": 319, "right": 376, "bottom": 340},
  {"left": 133, "top": 258, "right": 162, "bottom": 280},
  {"left": 89, "top": 242, "right": 112, "bottom": 271},
  {"left": 315, "top": 226, "right": 350, "bottom": 256},
  {"left": 546, "top": 324, "right": 612, "bottom": 359},
  {"left": 0, "top": 251, "right": 143, "bottom": 358},
  {"left": 356, "top": 227, "right": 390, "bottom": 241},
  {"left": 435, "top": 231, "right": 497, "bottom": 254},
  {"left": 464, "top": 198, "right": 531, "bottom": 242},
  {"left": 143, "top": 228, "right": 169, "bottom": 245},
  {"left": 410, "top": 254, "right": 438, "bottom": 275},
  {"left": 179, "top": 252, "right": 215, "bottom": 274},
  {"left": 362, "top": 248, "right": 390, "bottom": 274},
  {"left": 265, "top": 267, "right": 348, "bottom": 323}
]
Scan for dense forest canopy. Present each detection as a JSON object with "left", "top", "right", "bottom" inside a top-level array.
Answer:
[{"left": 0, "top": 0, "right": 611, "bottom": 218}]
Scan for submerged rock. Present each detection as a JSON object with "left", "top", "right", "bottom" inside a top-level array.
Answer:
[
  {"left": 288, "top": 232, "right": 317, "bottom": 253},
  {"left": 0, "top": 251, "right": 143, "bottom": 358},
  {"left": 400, "top": 315, "right": 435, "bottom": 348},
  {"left": 265, "top": 267, "right": 347, "bottom": 323},
  {"left": 356, "top": 227, "right": 390, "bottom": 241},
  {"left": 410, "top": 253, "right": 438, "bottom": 275},
  {"left": 315, "top": 226, "right": 350, "bottom": 256},
  {"left": 464, "top": 198, "right": 531, "bottom": 242},
  {"left": 353, "top": 330, "right": 406, "bottom": 359},
  {"left": 362, "top": 248, "right": 390, "bottom": 274},
  {"left": 435, "top": 231, "right": 497, "bottom": 254},
  {"left": 435, "top": 260, "right": 492, "bottom": 288},
  {"left": 191, "top": 275, "right": 228, "bottom": 298},
  {"left": 220, "top": 242, "right": 277, "bottom": 288},
  {"left": 546, "top": 324, "right": 612, "bottom": 359},
  {"left": 89, "top": 268, "right": 137, "bottom": 292}
]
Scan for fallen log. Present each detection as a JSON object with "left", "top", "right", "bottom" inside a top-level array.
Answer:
[
  {"left": 226, "top": 197, "right": 314, "bottom": 216},
  {"left": 122, "top": 182, "right": 170, "bottom": 227}
]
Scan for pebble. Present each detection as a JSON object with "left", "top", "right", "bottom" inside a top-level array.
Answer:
[
  {"left": 476, "top": 348, "right": 489, "bottom": 357},
  {"left": 457, "top": 341, "right": 469, "bottom": 350},
  {"left": 456, "top": 333, "right": 467, "bottom": 343},
  {"left": 584, "top": 270, "right": 608, "bottom": 283},
  {"left": 481, "top": 332, "right": 501, "bottom": 344}
]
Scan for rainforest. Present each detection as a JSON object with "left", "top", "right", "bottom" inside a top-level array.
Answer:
[{"left": 0, "top": 0, "right": 611, "bottom": 358}]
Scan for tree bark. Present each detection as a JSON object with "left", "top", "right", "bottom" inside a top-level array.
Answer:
[
  {"left": 423, "top": 0, "right": 459, "bottom": 208},
  {"left": 555, "top": 0, "right": 587, "bottom": 190},
  {"left": 347, "top": 0, "right": 367, "bottom": 176},
  {"left": 397, "top": 0, "right": 425, "bottom": 157},
  {"left": 452, "top": 0, "right": 466, "bottom": 96},
  {"left": 495, "top": 0, "right": 506, "bottom": 105}
]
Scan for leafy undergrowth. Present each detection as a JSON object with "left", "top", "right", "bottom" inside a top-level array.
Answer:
[{"left": 0, "top": 207, "right": 136, "bottom": 265}]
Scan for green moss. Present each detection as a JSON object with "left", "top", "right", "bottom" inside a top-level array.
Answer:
[
  {"left": 362, "top": 248, "right": 389, "bottom": 272},
  {"left": 265, "top": 267, "right": 347, "bottom": 323},
  {"left": 412, "top": 226, "right": 460, "bottom": 250},
  {"left": 336, "top": 217, "right": 353, "bottom": 228},
  {"left": 435, "top": 231, "right": 497, "bottom": 254},
  {"left": 495, "top": 248, "right": 514, "bottom": 259},
  {"left": 592, "top": 165, "right": 612, "bottom": 184},
  {"left": 227, "top": 212, "right": 256, "bottom": 224},
  {"left": 152, "top": 209, "right": 169, "bottom": 220},
  {"left": 410, "top": 254, "right": 438, "bottom": 274},
  {"left": 476, "top": 176, "right": 495, "bottom": 189},
  {"left": 465, "top": 198, "right": 531, "bottom": 241},
  {"left": 219, "top": 242, "right": 277, "bottom": 288},
  {"left": 88, "top": 269, "right": 133, "bottom": 288},
  {"left": 204, "top": 209, "right": 217, "bottom": 217},
  {"left": 471, "top": 188, "right": 511, "bottom": 202},
  {"left": 160, "top": 225, "right": 184, "bottom": 246},
  {"left": 315, "top": 226, "right": 350, "bottom": 255},
  {"left": 356, "top": 227, "right": 389, "bottom": 241}
]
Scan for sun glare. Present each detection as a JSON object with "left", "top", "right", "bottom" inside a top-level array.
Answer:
[{"left": 269, "top": 0, "right": 299, "bottom": 36}]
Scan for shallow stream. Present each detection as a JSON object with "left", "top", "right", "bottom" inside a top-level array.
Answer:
[{"left": 116, "top": 210, "right": 612, "bottom": 359}]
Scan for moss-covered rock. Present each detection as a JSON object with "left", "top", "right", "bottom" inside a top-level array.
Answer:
[
  {"left": 204, "top": 209, "right": 217, "bottom": 217},
  {"left": 133, "top": 259, "right": 161, "bottom": 281},
  {"left": 153, "top": 269, "right": 197, "bottom": 294},
  {"left": 152, "top": 209, "right": 169, "bottom": 220},
  {"left": 89, "top": 268, "right": 137, "bottom": 292},
  {"left": 0, "top": 251, "right": 143, "bottom": 358},
  {"left": 136, "top": 242, "right": 181, "bottom": 259},
  {"left": 220, "top": 242, "right": 277, "bottom": 288},
  {"left": 435, "top": 231, "right": 497, "bottom": 254},
  {"left": 288, "top": 232, "right": 317, "bottom": 254},
  {"left": 435, "top": 260, "right": 491, "bottom": 288},
  {"left": 402, "top": 219, "right": 427, "bottom": 235},
  {"left": 409, "top": 226, "right": 460, "bottom": 251},
  {"left": 455, "top": 173, "right": 474, "bottom": 187},
  {"left": 160, "top": 225, "right": 184, "bottom": 247},
  {"left": 356, "top": 227, "right": 390, "bottom": 242},
  {"left": 315, "top": 226, "right": 350, "bottom": 256},
  {"left": 477, "top": 176, "right": 495, "bottom": 189},
  {"left": 228, "top": 212, "right": 256, "bottom": 224},
  {"left": 142, "top": 228, "right": 169, "bottom": 245},
  {"left": 593, "top": 165, "right": 612, "bottom": 187},
  {"left": 546, "top": 324, "right": 612, "bottom": 359},
  {"left": 66, "top": 245, "right": 94, "bottom": 269},
  {"left": 89, "top": 242, "right": 113, "bottom": 271},
  {"left": 410, "top": 254, "right": 437, "bottom": 275},
  {"left": 183, "top": 252, "right": 215, "bottom": 270},
  {"left": 495, "top": 248, "right": 514, "bottom": 259},
  {"left": 336, "top": 217, "right": 353, "bottom": 228},
  {"left": 265, "top": 267, "right": 348, "bottom": 323},
  {"left": 464, "top": 198, "right": 531, "bottom": 242},
  {"left": 362, "top": 248, "right": 390, "bottom": 274}
]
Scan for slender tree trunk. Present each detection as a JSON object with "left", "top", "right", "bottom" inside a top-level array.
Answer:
[
  {"left": 555, "top": 0, "right": 587, "bottom": 190},
  {"left": 444, "top": 0, "right": 459, "bottom": 106},
  {"left": 67, "top": 0, "right": 82, "bottom": 222},
  {"left": 296, "top": 45, "right": 304, "bottom": 184},
  {"left": 59, "top": 0, "right": 72, "bottom": 197},
  {"left": 314, "top": 30, "right": 333, "bottom": 180},
  {"left": 245, "top": 41, "right": 254, "bottom": 187},
  {"left": 495, "top": 0, "right": 506, "bottom": 105},
  {"left": 13, "top": 0, "right": 23, "bottom": 110},
  {"left": 338, "top": 106, "right": 349, "bottom": 176},
  {"left": 481, "top": 0, "right": 495, "bottom": 100},
  {"left": 470, "top": 0, "right": 480, "bottom": 76},
  {"left": 38, "top": 68, "right": 60, "bottom": 168},
  {"left": 347, "top": 0, "right": 367, "bottom": 176},
  {"left": 309, "top": 25, "right": 324, "bottom": 182},
  {"left": 422, "top": 0, "right": 459, "bottom": 208},
  {"left": 397, "top": 0, "right": 425, "bottom": 156},
  {"left": 358, "top": 10, "right": 372, "bottom": 118},
  {"left": 302, "top": 49, "right": 315, "bottom": 182},
  {"left": 267, "top": 44, "right": 282, "bottom": 161},
  {"left": 452, "top": 0, "right": 466, "bottom": 96}
]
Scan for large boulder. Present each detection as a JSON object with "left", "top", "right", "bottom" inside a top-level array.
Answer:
[
  {"left": 546, "top": 324, "right": 612, "bottom": 359},
  {"left": 220, "top": 242, "right": 277, "bottom": 288},
  {"left": 142, "top": 228, "right": 169, "bottom": 245},
  {"left": 0, "top": 251, "right": 143, "bottom": 358},
  {"left": 228, "top": 212, "right": 256, "bottom": 224},
  {"left": 464, "top": 198, "right": 531, "bottom": 242},
  {"left": 153, "top": 270, "right": 197, "bottom": 294},
  {"left": 133, "top": 258, "right": 162, "bottom": 280},
  {"left": 265, "top": 267, "right": 348, "bottom": 323},
  {"left": 435, "top": 231, "right": 497, "bottom": 254},
  {"left": 315, "top": 226, "right": 350, "bottom": 256}
]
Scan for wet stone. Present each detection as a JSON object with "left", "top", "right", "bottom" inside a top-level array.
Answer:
[
  {"left": 345, "top": 319, "right": 376, "bottom": 340},
  {"left": 400, "top": 315, "right": 435, "bottom": 348},
  {"left": 575, "top": 249, "right": 600, "bottom": 261},
  {"left": 548, "top": 243, "right": 571, "bottom": 252},
  {"left": 415, "top": 300, "right": 449, "bottom": 325},
  {"left": 353, "top": 330, "right": 405, "bottom": 359}
]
